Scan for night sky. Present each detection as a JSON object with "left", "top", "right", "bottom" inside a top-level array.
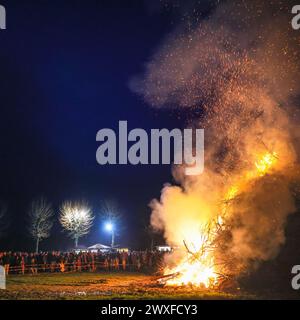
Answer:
[{"left": 0, "top": 0, "right": 219, "bottom": 251}]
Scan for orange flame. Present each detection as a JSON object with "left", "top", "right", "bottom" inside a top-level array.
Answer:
[
  {"left": 163, "top": 151, "right": 278, "bottom": 288},
  {"left": 255, "top": 152, "right": 278, "bottom": 176}
]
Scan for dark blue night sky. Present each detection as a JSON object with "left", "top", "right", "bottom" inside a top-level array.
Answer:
[{"left": 0, "top": 0, "right": 216, "bottom": 250}]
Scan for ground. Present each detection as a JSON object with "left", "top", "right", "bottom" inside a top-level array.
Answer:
[{"left": 0, "top": 272, "right": 254, "bottom": 300}]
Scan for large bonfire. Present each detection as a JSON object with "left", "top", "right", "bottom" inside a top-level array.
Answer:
[
  {"left": 161, "top": 152, "right": 279, "bottom": 288},
  {"left": 132, "top": 0, "right": 300, "bottom": 288}
]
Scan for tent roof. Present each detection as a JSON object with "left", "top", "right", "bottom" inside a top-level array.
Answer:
[{"left": 88, "top": 243, "right": 111, "bottom": 249}]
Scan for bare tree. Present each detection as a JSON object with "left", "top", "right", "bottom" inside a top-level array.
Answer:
[
  {"left": 59, "top": 201, "right": 94, "bottom": 248},
  {"left": 99, "top": 200, "right": 122, "bottom": 248},
  {"left": 144, "top": 224, "right": 156, "bottom": 251},
  {"left": 28, "top": 198, "right": 54, "bottom": 253}
]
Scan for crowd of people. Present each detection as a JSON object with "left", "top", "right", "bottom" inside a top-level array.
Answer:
[{"left": 0, "top": 250, "right": 165, "bottom": 275}]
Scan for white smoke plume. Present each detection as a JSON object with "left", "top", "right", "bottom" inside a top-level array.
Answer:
[{"left": 132, "top": 0, "right": 300, "bottom": 276}]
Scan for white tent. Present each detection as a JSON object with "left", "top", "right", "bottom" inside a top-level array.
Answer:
[{"left": 88, "top": 243, "right": 111, "bottom": 252}]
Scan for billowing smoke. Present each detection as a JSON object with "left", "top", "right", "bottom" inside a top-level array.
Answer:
[{"left": 132, "top": 0, "right": 300, "bottom": 276}]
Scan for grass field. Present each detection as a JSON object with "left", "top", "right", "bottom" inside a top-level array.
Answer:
[{"left": 0, "top": 272, "right": 254, "bottom": 300}]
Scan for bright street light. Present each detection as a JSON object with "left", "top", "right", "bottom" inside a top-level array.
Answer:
[
  {"left": 104, "top": 221, "right": 115, "bottom": 248},
  {"left": 105, "top": 222, "right": 113, "bottom": 232}
]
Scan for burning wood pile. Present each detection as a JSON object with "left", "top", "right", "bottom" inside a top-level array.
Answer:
[{"left": 157, "top": 151, "right": 288, "bottom": 290}]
